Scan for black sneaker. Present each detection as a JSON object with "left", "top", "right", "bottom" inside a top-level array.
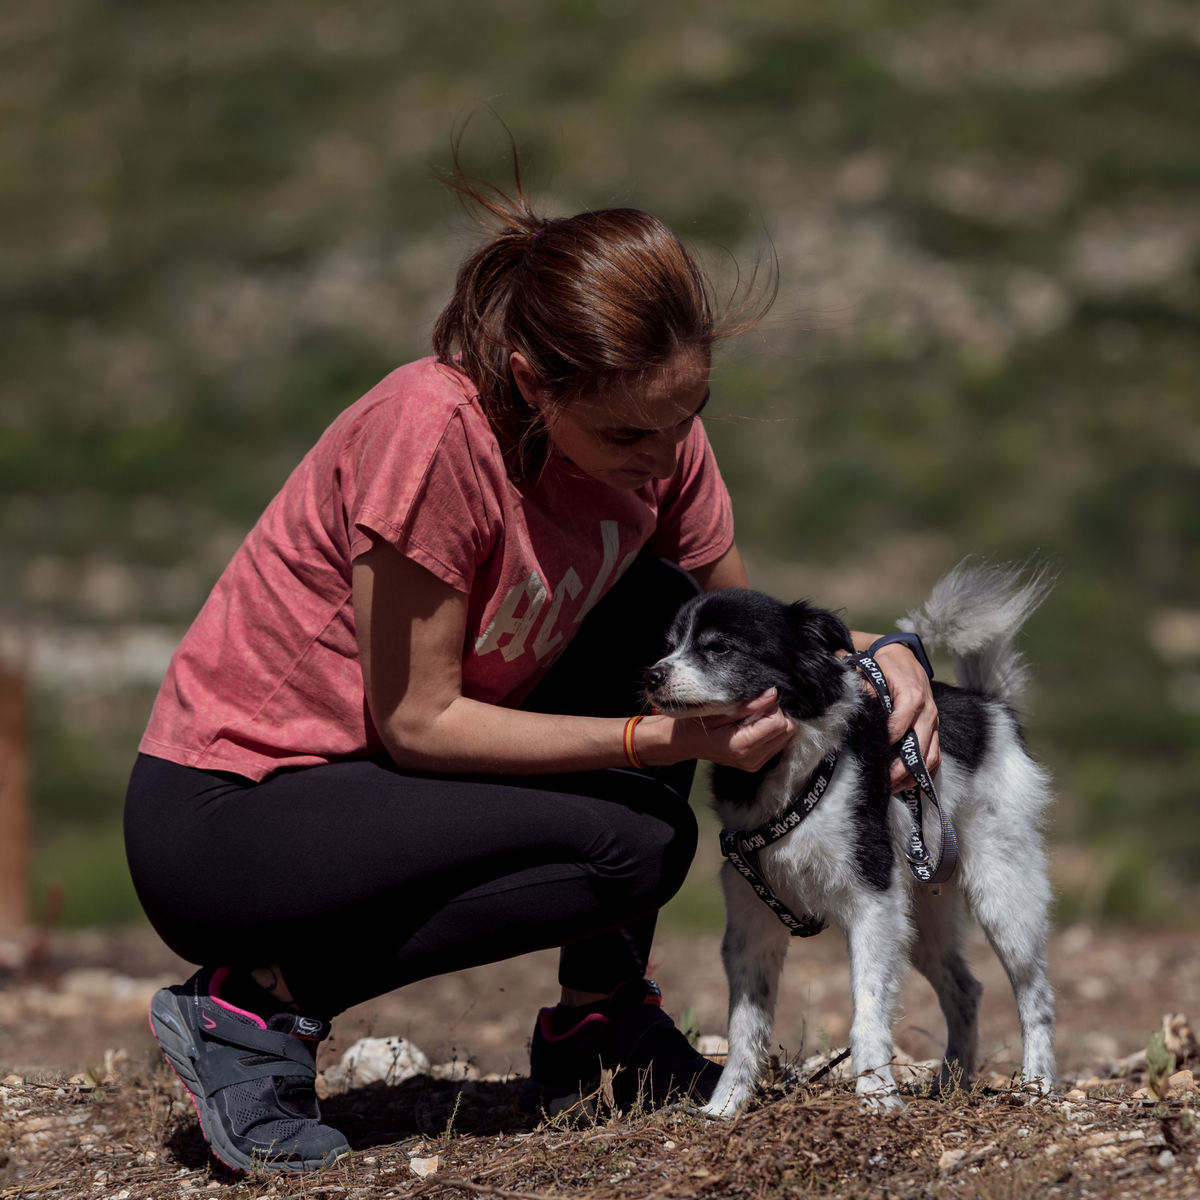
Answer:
[
  {"left": 520, "top": 978, "right": 722, "bottom": 1113},
  {"left": 148, "top": 967, "right": 349, "bottom": 1174}
]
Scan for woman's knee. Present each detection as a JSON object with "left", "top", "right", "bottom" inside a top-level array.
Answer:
[{"left": 585, "top": 790, "right": 699, "bottom": 910}]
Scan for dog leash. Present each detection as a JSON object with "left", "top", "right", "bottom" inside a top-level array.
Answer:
[
  {"left": 718, "top": 751, "right": 837, "bottom": 938},
  {"left": 847, "top": 651, "right": 959, "bottom": 887}
]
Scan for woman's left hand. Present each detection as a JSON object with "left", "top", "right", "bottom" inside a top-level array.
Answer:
[{"left": 860, "top": 638, "right": 940, "bottom": 792}]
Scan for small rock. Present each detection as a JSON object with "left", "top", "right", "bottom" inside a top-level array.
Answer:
[
  {"left": 1132, "top": 1069, "right": 1197, "bottom": 1102},
  {"left": 939, "top": 1148, "right": 967, "bottom": 1171},
  {"left": 1163, "top": 1015, "right": 1198, "bottom": 1063},
  {"left": 323, "top": 1036, "right": 430, "bottom": 1091},
  {"left": 409, "top": 1155, "right": 439, "bottom": 1178},
  {"left": 1166, "top": 1069, "right": 1197, "bottom": 1099},
  {"left": 431, "top": 1060, "right": 479, "bottom": 1082}
]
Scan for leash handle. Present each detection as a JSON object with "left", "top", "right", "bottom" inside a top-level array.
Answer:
[{"left": 847, "top": 653, "right": 959, "bottom": 886}]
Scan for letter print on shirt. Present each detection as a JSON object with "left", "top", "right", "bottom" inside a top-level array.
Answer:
[
  {"left": 474, "top": 520, "right": 638, "bottom": 667},
  {"left": 474, "top": 571, "right": 550, "bottom": 663}
]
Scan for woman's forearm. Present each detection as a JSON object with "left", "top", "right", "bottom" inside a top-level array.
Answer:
[{"left": 379, "top": 698, "right": 665, "bottom": 775}]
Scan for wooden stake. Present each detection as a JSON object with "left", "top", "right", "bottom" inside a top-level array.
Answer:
[{"left": 0, "top": 639, "right": 30, "bottom": 931}]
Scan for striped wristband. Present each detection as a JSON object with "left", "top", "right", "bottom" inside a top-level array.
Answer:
[{"left": 623, "top": 715, "right": 646, "bottom": 768}]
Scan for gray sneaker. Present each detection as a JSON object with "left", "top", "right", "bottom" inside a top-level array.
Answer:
[{"left": 149, "top": 967, "right": 349, "bottom": 1174}]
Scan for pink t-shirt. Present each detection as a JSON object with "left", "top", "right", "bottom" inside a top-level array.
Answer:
[{"left": 140, "top": 357, "right": 734, "bottom": 780}]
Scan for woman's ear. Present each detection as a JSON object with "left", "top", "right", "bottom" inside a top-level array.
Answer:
[{"left": 509, "top": 352, "right": 543, "bottom": 412}]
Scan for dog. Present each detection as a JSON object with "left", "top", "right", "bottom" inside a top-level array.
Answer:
[{"left": 643, "top": 560, "right": 1057, "bottom": 1113}]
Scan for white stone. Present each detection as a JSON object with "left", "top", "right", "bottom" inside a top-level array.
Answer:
[{"left": 323, "top": 1036, "right": 430, "bottom": 1090}]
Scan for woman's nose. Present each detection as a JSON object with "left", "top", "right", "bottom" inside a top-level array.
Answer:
[{"left": 641, "top": 431, "right": 680, "bottom": 479}]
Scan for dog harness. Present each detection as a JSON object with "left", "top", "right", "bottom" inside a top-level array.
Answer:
[
  {"left": 718, "top": 751, "right": 838, "bottom": 937},
  {"left": 718, "top": 652, "right": 959, "bottom": 938}
]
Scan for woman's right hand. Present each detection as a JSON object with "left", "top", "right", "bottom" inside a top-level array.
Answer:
[{"left": 643, "top": 689, "right": 796, "bottom": 772}]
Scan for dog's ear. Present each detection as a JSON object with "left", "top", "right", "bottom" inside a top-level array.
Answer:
[{"left": 786, "top": 601, "right": 853, "bottom": 654}]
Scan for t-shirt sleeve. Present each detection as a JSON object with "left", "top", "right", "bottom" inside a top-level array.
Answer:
[
  {"left": 347, "top": 405, "right": 494, "bottom": 593},
  {"left": 645, "top": 419, "right": 734, "bottom": 569}
]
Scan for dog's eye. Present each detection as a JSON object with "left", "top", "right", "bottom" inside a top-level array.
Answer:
[{"left": 703, "top": 638, "right": 732, "bottom": 656}]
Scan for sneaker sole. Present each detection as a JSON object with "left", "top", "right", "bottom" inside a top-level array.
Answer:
[{"left": 149, "top": 988, "right": 347, "bottom": 1175}]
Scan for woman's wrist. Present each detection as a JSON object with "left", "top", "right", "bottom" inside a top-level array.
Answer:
[
  {"left": 625, "top": 712, "right": 683, "bottom": 768},
  {"left": 866, "top": 632, "right": 934, "bottom": 679}
]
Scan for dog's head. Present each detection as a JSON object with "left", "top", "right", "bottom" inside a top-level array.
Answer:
[{"left": 644, "top": 587, "right": 854, "bottom": 720}]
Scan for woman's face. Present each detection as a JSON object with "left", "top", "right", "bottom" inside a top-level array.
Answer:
[{"left": 511, "top": 350, "right": 711, "bottom": 491}]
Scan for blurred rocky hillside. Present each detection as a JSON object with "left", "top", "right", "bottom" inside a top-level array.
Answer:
[{"left": 1, "top": 0, "right": 1197, "bottom": 925}]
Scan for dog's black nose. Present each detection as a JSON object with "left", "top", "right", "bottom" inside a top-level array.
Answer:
[{"left": 644, "top": 664, "right": 666, "bottom": 692}]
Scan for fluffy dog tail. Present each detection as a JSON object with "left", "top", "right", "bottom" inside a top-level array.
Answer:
[{"left": 897, "top": 558, "right": 1056, "bottom": 706}]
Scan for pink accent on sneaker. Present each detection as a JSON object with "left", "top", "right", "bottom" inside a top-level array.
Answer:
[
  {"left": 147, "top": 993, "right": 243, "bottom": 1176},
  {"left": 208, "top": 966, "right": 268, "bottom": 1030},
  {"left": 536, "top": 1005, "right": 611, "bottom": 1043}
]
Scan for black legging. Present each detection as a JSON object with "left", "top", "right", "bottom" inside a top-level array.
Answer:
[{"left": 124, "top": 556, "right": 700, "bottom": 1018}]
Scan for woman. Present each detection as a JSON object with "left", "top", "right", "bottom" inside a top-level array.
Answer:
[{"left": 125, "top": 165, "right": 939, "bottom": 1174}]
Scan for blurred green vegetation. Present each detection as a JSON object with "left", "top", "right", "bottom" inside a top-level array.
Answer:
[{"left": 2, "top": 0, "right": 1197, "bottom": 930}]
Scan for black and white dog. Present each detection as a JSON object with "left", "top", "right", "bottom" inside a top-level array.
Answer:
[{"left": 644, "top": 561, "right": 1056, "bottom": 1113}]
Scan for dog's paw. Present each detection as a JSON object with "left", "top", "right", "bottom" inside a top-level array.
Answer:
[
  {"left": 1018, "top": 1071, "right": 1055, "bottom": 1098},
  {"left": 699, "top": 1089, "right": 747, "bottom": 1119},
  {"left": 856, "top": 1086, "right": 905, "bottom": 1111},
  {"left": 931, "top": 1064, "right": 972, "bottom": 1097}
]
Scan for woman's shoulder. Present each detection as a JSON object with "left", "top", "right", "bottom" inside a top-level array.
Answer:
[
  {"left": 330, "top": 357, "right": 494, "bottom": 452},
  {"left": 313, "top": 357, "right": 510, "bottom": 500},
  {"left": 355, "top": 356, "right": 476, "bottom": 420}
]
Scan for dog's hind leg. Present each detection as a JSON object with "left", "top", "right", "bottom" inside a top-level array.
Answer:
[
  {"left": 911, "top": 883, "right": 982, "bottom": 1093},
  {"left": 701, "top": 866, "right": 791, "bottom": 1117},
  {"left": 845, "top": 890, "right": 912, "bottom": 1108},
  {"left": 962, "top": 841, "right": 1056, "bottom": 1093}
]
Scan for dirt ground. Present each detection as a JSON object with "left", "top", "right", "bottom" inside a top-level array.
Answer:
[
  {"left": 2, "top": 919, "right": 1196, "bottom": 1084},
  {"left": 2, "top": 920, "right": 1199, "bottom": 1198}
]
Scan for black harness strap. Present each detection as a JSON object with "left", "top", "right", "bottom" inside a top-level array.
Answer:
[
  {"left": 718, "top": 751, "right": 838, "bottom": 938},
  {"left": 718, "top": 656, "right": 959, "bottom": 937},
  {"left": 847, "top": 652, "right": 959, "bottom": 886}
]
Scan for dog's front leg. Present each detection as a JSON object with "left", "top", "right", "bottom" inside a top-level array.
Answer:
[
  {"left": 845, "top": 890, "right": 912, "bottom": 1108},
  {"left": 701, "top": 863, "right": 790, "bottom": 1117}
]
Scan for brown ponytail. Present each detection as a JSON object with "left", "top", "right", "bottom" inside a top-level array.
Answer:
[{"left": 432, "top": 147, "right": 769, "bottom": 483}]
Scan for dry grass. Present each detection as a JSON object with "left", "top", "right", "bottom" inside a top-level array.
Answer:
[{"left": 3, "top": 1053, "right": 1197, "bottom": 1200}]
